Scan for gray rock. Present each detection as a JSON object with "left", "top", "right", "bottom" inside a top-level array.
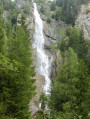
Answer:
[
  {"left": 31, "top": 74, "right": 45, "bottom": 107},
  {"left": 75, "top": 2, "right": 90, "bottom": 40}
]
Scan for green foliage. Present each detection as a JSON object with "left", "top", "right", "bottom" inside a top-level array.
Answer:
[
  {"left": 35, "top": 0, "right": 46, "bottom": 3},
  {"left": 46, "top": 16, "right": 51, "bottom": 24},
  {"left": 75, "top": 60, "right": 89, "bottom": 118},
  {"left": 40, "top": 92, "right": 47, "bottom": 110},
  {"left": 21, "top": 1, "right": 30, "bottom": 15},
  {"left": 0, "top": 2, "right": 5, "bottom": 54},
  {"left": 46, "top": 18, "right": 51, "bottom": 24},
  {"left": 86, "top": 9, "right": 90, "bottom": 14},
  {"left": 56, "top": 24, "right": 90, "bottom": 118},
  {"left": 49, "top": 48, "right": 78, "bottom": 118},
  {"left": 0, "top": 3, "right": 36, "bottom": 118},
  {"left": 60, "top": 27, "right": 88, "bottom": 59},
  {"left": 50, "top": 45, "right": 57, "bottom": 50},
  {"left": 36, "top": 111, "right": 49, "bottom": 119},
  {"left": 66, "top": 26, "right": 72, "bottom": 36},
  {"left": 0, "top": 54, "right": 19, "bottom": 119},
  {"left": 51, "top": 13, "right": 55, "bottom": 19},
  {"left": 8, "top": 9, "right": 18, "bottom": 26},
  {"left": 50, "top": 3, "right": 56, "bottom": 11},
  {"left": 49, "top": 47, "right": 89, "bottom": 119},
  {"left": 59, "top": 39, "right": 68, "bottom": 52},
  {"left": 86, "top": 42, "right": 90, "bottom": 72},
  {"left": 40, "top": 5, "right": 45, "bottom": 14},
  {"left": 6, "top": 22, "right": 36, "bottom": 118},
  {"left": 54, "top": 0, "right": 89, "bottom": 25},
  {"left": 3, "top": 0, "right": 16, "bottom": 10},
  {"left": 54, "top": 7, "right": 61, "bottom": 21},
  {"left": 0, "top": 22, "right": 4, "bottom": 53}
]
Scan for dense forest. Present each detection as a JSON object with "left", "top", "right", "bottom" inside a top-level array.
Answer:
[
  {"left": 49, "top": 28, "right": 90, "bottom": 119},
  {"left": 49, "top": 0, "right": 90, "bottom": 119},
  {"left": 38, "top": 0, "right": 89, "bottom": 25},
  {"left": 0, "top": 0, "right": 90, "bottom": 119},
  {"left": 0, "top": 0, "right": 36, "bottom": 118}
]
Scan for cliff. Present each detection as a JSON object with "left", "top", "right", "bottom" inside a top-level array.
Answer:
[{"left": 75, "top": 1, "right": 90, "bottom": 40}]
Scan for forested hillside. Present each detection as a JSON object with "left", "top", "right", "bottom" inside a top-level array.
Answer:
[
  {"left": 0, "top": 0, "right": 90, "bottom": 119},
  {"left": 49, "top": 28, "right": 90, "bottom": 119},
  {"left": 0, "top": 0, "right": 36, "bottom": 118},
  {"left": 49, "top": 0, "right": 90, "bottom": 119},
  {"left": 54, "top": 0, "right": 89, "bottom": 25}
]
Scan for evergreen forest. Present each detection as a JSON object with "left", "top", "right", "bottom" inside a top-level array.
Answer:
[{"left": 0, "top": 0, "right": 90, "bottom": 119}]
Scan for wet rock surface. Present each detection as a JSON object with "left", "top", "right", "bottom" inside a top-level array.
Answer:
[
  {"left": 28, "top": 1, "right": 63, "bottom": 107},
  {"left": 31, "top": 74, "right": 45, "bottom": 107}
]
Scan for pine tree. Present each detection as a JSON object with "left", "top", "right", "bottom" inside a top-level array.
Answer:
[
  {"left": 75, "top": 60, "right": 89, "bottom": 119},
  {"left": 0, "top": 1, "right": 5, "bottom": 54},
  {"left": 49, "top": 48, "right": 78, "bottom": 118},
  {"left": 6, "top": 24, "right": 36, "bottom": 118},
  {"left": 0, "top": 54, "right": 19, "bottom": 119}
]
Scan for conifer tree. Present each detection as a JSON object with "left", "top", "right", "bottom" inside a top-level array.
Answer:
[{"left": 6, "top": 19, "right": 36, "bottom": 118}]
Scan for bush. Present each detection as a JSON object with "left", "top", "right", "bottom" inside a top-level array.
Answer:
[
  {"left": 21, "top": 2, "right": 30, "bottom": 15},
  {"left": 47, "top": 17, "right": 51, "bottom": 23},
  {"left": 40, "top": 5, "right": 45, "bottom": 14},
  {"left": 51, "top": 13, "right": 55, "bottom": 19},
  {"left": 86, "top": 10, "right": 90, "bottom": 14},
  {"left": 51, "top": 3, "right": 56, "bottom": 11},
  {"left": 54, "top": 8, "right": 61, "bottom": 21},
  {"left": 3, "top": 0, "right": 16, "bottom": 10}
]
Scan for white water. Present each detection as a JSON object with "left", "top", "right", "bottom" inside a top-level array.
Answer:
[{"left": 33, "top": 2, "right": 52, "bottom": 96}]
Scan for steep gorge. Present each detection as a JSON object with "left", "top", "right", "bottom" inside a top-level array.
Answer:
[{"left": 1, "top": 0, "right": 90, "bottom": 118}]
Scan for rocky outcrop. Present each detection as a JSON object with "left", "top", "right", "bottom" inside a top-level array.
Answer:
[
  {"left": 42, "top": 17, "right": 65, "bottom": 79},
  {"left": 26, "top": 4, "right": 35, "bottom": 40},
  {"left": 43, "top": 20, "right": 58, "bottom": 40},
  {"left": 3, "top": 10, "right": 8, "bottom": 26},
  {"left": 75, "top": 1, "right": 90, "bottom": 40},
  {"left": 43, "top": 20, "right": 58, "bottom": 79},
  {"left": 31, "top": 74, "right": 45, "bottom": 107}
]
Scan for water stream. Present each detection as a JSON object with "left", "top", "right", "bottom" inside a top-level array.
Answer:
[{"left": 33, "top": 2, "right": 52, "bottom": 97}]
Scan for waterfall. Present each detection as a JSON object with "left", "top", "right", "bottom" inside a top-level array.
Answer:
[{"left": 33, "top": 2, "right": 52, "bottom": 97}]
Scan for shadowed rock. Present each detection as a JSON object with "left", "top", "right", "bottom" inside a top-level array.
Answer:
[{"left": 30, "top": 103, "right": 39, "bottom": 117}]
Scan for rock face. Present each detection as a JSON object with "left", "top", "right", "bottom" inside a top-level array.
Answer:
[
  {"left": 43, "top": 19, "right": 58, "bottom": 79},
  {"left": 27, "top": 3, "right": 45, "bottom": 107},
  {"left": 43, "top": 20, "right": 58, "bottom": 41},
  {"left": 31, "top": 74, "right": 45, "bottom": 107},
  {"left": 3, "top": 10, "right": 8, "bottom": 26},
  {"left": 27, "top": 5, "right": 35, "bottom": 41},
  {"left": 75, "top": 1, "right": 90, "bottom": 40},
  {"left": 42, "top": 18, "right": 65, "bottom": 79},
  {"left": 28, "top": 1, "right": 63, "bottom": 107}
]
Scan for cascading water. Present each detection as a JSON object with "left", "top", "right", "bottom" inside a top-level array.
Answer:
[{"left": 33, "top": 2, "right": 52, "bottom": 97}]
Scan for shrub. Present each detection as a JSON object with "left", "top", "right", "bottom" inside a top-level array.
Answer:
[
  {"left": 47, "top": 17, "right": 51, "bottom": 23},
  {"left": 51, "top": 13, "right": 55, "bottom": 19},
  {"left": 50, "top": 3, "right": 56, "bottom": 11},
  {"left": 86, "top": 9, "right": 90, "bottom": 14},
  {"left": 40, "top": 5, "right": 45, "bottom": 14},
  {"left": 54, "top": 8, "right": 61, "bottom": 21}
]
